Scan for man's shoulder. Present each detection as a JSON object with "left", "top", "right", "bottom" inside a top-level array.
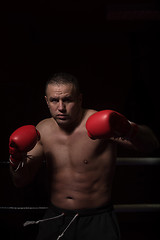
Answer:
[
  {"left": 36, "top": 118, "right": 56, "bottom": 131},
  {"left": 84, "top": 109, "right": 97, "bottom": 119}
]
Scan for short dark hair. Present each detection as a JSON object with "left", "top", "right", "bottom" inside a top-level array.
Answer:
[{"left": 45, "top": 72, "right": 80, "bottom": 95}]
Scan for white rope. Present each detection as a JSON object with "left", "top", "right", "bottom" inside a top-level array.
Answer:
[
  {"left": 23, "top": 213, "right": 64, "bottom": 227},
  {"left": 57, "top": 214, "right": 79, "bottom": 240}
]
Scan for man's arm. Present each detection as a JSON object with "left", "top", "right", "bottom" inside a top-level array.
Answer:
[
  {"left": 9, "top": 125, "right": 44, "bottom": 187},
  {"left": 86, "top": 110, "right": 159, "bottom": 154},
  {"left": 114, "top": 123, "right": 159, "bottom": 153},
  {"left": 10, "top": 142, "right": 44, "bottom": 187}
]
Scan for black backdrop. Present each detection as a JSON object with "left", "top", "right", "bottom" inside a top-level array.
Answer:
[
  {"left": 1, "top": 1, "right": 160, "bottom": 160},
  {"left": 1, "top": 2, "right": 160, "bottom": 239}
]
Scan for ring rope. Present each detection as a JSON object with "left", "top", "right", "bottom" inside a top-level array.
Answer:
[
  {"left": 0, "top": 204, "right": 160, "bottom": 212},
  {"left": 1, "top": 158, "right": 160, "bottom": 166}
]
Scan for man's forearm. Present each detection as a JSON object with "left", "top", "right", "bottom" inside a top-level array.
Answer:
[
  {"left": 130, "top": 124, "right": 159, "bottom": 153},
  {"left": 10, "top": 156, "right": 41, "bottom": 188}
]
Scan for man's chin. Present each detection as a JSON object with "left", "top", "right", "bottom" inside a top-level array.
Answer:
[{"left": 56, "top": 118, "right": 71, "bottom": 127}]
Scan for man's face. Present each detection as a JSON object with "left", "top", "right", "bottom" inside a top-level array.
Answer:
[{"left": 45, "top": 83, "right": 82, "bottom": 128}]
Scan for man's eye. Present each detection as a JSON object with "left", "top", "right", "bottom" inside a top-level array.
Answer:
[
  {"left": 51, "top": 98, "right": 58, "bottom": 102},
  {"left": 64, "top": 98, "right": 72, "bottom": 102}
]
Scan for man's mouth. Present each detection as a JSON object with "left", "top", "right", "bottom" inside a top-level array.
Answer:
[{"left": 57, "top": 114, "right": 69, "bottom": 120}]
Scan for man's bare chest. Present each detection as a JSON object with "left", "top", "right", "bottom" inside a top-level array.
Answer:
[{"left": 42, "top": 130, "right": 109, "bottom": 169}]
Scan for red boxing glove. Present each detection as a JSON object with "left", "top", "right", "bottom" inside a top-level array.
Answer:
[
  {"left": 86, "top": 110, "right": 138, "bottom": 140},
  {"left": 9, "top": 125, "right": 40, "bottom": 167}
]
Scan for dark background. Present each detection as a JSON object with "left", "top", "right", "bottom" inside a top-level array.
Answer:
[
  {"left": 0, "top": 1, "right": 160, "bottom": 239},
  {"left": 1, "top": 0, "right": 160, "bottom": 159}
]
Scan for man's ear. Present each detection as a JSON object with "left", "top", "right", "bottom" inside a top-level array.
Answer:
[{"left": 45, "top": 96, "right": 49, "bottom": 108}]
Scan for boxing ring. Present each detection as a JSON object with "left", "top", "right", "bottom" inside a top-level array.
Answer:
[{"left": 0, "top": 157, "right": 160, "bottom": 239}]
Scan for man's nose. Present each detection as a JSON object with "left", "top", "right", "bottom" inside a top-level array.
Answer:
[{"left": 58, "top": 100, "right": 66, "bottom": 112}]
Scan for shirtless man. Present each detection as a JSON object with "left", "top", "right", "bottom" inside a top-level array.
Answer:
[{"left": 9, "top": 73, "right": 159, "bottom": 240}]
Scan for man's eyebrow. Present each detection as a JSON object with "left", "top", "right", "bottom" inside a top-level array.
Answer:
[
  {"left": 49, "top": 97, "right": 59, "bottom": 101},
  {"left": 49, "top": 96, "right": 73, "bottom": 100}
]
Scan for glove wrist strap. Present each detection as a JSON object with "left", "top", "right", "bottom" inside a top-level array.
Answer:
[{"left": 9, "top": 155, "right": 24, "bottom": 172}]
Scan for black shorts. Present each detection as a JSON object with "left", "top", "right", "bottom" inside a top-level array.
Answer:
[{"left": 36, "top": 203, "right": 120, "bottom": 240}]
